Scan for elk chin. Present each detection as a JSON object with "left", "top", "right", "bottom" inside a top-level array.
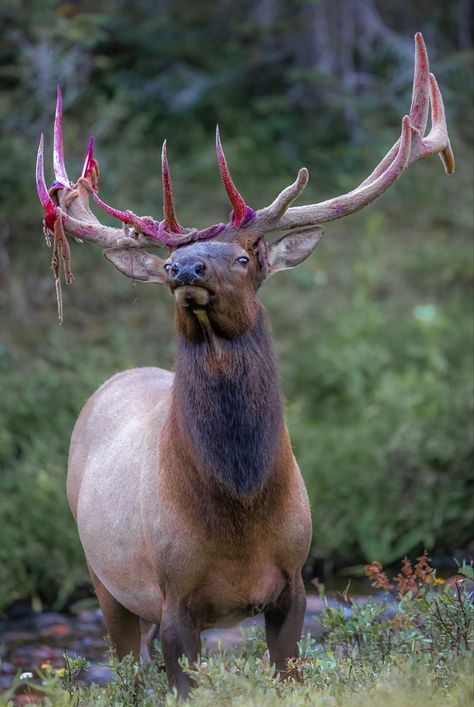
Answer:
[{"left": 174, "top": 285, "right": 211, "bottom": 308}]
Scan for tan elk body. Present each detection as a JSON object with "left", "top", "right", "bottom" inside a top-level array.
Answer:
[{"left": 36, "top": 34, "right": 453, "bottom": 698}]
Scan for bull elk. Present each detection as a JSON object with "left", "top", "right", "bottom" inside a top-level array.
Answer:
[{"left": 36, "top": 34, "right": 453, "bottom": 697}]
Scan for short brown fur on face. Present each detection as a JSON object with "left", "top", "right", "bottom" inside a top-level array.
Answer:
[{"left": 165, "top": 239, "right": 263, "bottom": 340}]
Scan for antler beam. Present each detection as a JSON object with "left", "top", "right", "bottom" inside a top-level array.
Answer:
[{"left": 250, "top": 33, "right": 454, "bottom": 236}]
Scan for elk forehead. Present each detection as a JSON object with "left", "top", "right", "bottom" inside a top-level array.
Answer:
[{"left": 166, "top": 240, "right": 249, "bottom": 267}]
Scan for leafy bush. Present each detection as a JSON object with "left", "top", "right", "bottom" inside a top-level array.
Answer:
[{"left": 279, "top": 207, "right": 473, "bottom": 562}]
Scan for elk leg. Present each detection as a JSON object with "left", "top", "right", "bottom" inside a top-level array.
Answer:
[
  {"left": 264, "top": 574, "right": 306, "bottom": 679},
  {"left": 88, "top": 564, "right": 141, "bottom": 661},
  {"left": 160, "top": 600, "right": 200, "bottom": 699}
]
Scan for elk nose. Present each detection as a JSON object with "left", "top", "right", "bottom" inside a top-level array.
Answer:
[{"left": 170, "top": 260, "right": 207, "bottom": 286}]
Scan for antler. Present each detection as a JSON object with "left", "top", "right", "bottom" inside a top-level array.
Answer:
[
  {"left": 215, "top": 126, "right": 255, "bottom": 228},
  {"left": 36, "top": 33, "right": 454, "bottom": 321},
  {"left": 38, "top": 88, "right": 210, "bottom": 248},
  {"left": 249, "top": 33, "right": 454, "bottom": 236},
  {"left": 36, "top": 88, "right": 229, "bottom": 319}
]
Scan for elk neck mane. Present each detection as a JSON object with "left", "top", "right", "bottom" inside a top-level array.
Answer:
[{"left": 171, "top": 307, "right": 285, "bottom": 496}]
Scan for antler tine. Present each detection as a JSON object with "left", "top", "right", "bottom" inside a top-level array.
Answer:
[
  {"left": 53, "top": 87, "right": 73, "bottom": 189},
  {"left": 409, "top": 32, "right": 431, "bottom": 135},
  {"left": 415, "top": 72, "right": 455, "bottom": 174},
  {"left": 356, "top": 32, "right": 431, "bottom": 191},
  {"left": 81, "top": 136, "right": 100, "bottom": 189},
  {"left": 250, "top": 33, "right": 454, "bottom": 235},
  {"left": 267, "top": 168, "right": 309, "bottom": 219},
  {"left": 216, "top": 126, "right": 254, "bottom": 228},
  {"left": 161, "top": 140, "right": 184, "bottom": 233},
  {"left": 36, "top": 133, "right": 57, "bottom": 228}
]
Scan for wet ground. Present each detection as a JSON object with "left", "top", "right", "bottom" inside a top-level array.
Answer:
[
  {"left": 0, "top": 607, "right": 112, "bottom": 689},
  {"left": 0, "top": 594, "right": 349, "bottom": 691}
]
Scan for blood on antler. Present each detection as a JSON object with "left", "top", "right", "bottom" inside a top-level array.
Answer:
[
  {"left": 36, "top": 88, "right": 226, "bottom": 320},
  {"left": 36, "top": 33, "right": 453, "bottom": 321}
]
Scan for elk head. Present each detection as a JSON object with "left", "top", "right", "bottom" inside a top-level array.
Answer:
[{"left": 36, "top": 33, "right": 454, "bottom": 331}]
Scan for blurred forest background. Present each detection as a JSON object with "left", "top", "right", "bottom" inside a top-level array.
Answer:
[{"left": 0, "top": 0, "right": 472, "bottom": 612}]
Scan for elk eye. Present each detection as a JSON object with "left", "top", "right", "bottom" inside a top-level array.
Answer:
[
  {"left": 236, "top": 256, "right": 249, "bottom": 266},
  {"left": 164, "top": 263, "right": 171, "bottom": 272}
]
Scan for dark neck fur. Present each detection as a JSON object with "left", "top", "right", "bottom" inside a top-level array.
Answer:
[{"left": 173, "top": 308, "right": 284, "bottom": 496}]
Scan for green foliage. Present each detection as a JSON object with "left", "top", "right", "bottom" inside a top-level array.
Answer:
[
  {"left": 0, "top": 1, "right": 472, "bottom": 608},
  {"left": 3, "top": 575, "right": 473, "bottom": 705},
  {"left": 280, "top": 206, "right": 473, "bottom": 562}
]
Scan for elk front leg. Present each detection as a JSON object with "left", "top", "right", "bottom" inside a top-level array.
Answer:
[
  {"left": 264, "top": 575, "right": 306, "bottom": 679},
  {"left": 160, "top": 600, "right": 200, "bottom": 699}
]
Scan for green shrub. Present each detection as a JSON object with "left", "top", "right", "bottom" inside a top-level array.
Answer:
[
  {"left": 4, "top": 560, "right": 473, "bottom": 705},
  {"left": 278, "top": 209, "right": 473, "bottom": 562}
]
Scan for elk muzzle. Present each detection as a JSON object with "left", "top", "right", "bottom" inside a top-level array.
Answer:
[
  {"left": 169, "top": 255, "right": 212, "bottom": 307},
  {"left": 170, "top": 260, "right": 207, "bottom": 286}
]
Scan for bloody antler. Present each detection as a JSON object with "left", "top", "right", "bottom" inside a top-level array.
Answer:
[
  {"left": 53, "top": 87, "right": 73, "bottom": 190},
  {"left": 36, "top": 88, "right": 230, "bottom": 319},
  {"left": 36, "top": 130, "right": 72, "bottom": 322},
  {"left": 215, "top": 126, "right": 255, "bottom": 227},
  {"left": 162, "top": 140, "right": 184, "bottom": 234}
]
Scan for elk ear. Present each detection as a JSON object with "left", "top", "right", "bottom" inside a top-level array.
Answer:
[
  {"left": 266, "top": 227, "right": 324, "bottom": 276},
  {"left": 104, "top": 248, "right": 168, "bottom": 283}
]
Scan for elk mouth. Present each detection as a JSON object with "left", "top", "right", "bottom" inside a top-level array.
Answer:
[{"left": 174, "top": 285, "right": 211, "bottom": 308}]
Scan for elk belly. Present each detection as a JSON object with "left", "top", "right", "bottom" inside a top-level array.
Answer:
[{"left": 195, "top": 563, "right": 287, "bottom": 629}]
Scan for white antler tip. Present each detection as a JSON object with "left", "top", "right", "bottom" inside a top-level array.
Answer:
[{"left": 298, "top": 167, "right": 309, "bottom": 184}]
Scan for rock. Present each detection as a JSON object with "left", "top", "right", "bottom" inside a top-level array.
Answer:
[
  {"left": 86, "top": 664, "right": 114, "bottom": 684},
  {"left": 34, "top": 613, "right": 72, "bottom": 638}
]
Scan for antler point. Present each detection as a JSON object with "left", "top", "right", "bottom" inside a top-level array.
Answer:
[{"left": 414, "top": 32, "right": 425, "bottom": 46}]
